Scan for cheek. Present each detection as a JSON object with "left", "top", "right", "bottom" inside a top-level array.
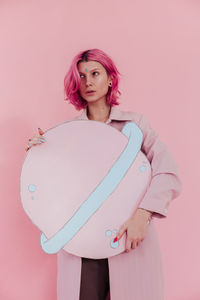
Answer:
[
  {"left": 79, "top": 81, "right": 83, "bottom": 88},
  {"left": 79, "top": 83, "right": 84, "bottom": 93},
  {"left": 97, "top": 78, "right": 109, "bottom": 91}
]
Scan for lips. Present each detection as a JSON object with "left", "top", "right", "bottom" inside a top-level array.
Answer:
[{"left": 86, "top": 90, "right": 95, "bottom": 94}]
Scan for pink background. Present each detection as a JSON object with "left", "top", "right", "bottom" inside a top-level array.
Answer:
[{"left": 0, "top": 0, "right": 199, "bottom": 299}]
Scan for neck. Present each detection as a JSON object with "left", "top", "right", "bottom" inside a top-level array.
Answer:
[{"left": 87, "top": 102, "right": 111, "bottom": 123}]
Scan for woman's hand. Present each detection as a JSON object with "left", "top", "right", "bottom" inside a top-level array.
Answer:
[
  {"left": 25, "top": 128, "right": 46, "bottom": 152},
  {"left": 115, "top": 208, "right": 153, "bottom": 253}
]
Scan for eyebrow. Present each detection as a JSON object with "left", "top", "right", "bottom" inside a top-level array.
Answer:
[{"left": 79, "top": 68, "right": 100, "bottom": 74}]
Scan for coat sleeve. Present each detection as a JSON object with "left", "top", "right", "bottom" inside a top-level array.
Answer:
[{"left": 134, "top": 114, "right": 182, "bottom": 219}]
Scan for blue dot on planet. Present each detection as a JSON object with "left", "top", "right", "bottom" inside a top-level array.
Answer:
[
  {"left": 105, "top": 230, "right": 112, "bottom": 237},
  {"left": 110, "top": 239, "right": 119, "bottom": 249},
  {"left": 140, "top": 165, "right": 146, "bottom": 172},
  {"left": 28, "top": 184, "right": 36, "bottom": 192}
]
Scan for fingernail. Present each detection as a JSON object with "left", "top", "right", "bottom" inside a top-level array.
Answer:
[
  {"left": 38, "top": 128, "right": 44, "bottom": 135},
  {"left": 113, "top": 237, "right": 118, "bottom": 243}
]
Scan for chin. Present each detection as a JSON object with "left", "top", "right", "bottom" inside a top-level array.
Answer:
[
  {"left": 85, "top": 97, "right": 99, "bottom": 103},
  {"left": 86, "top": 95, "right": 107, "bottom": 103}
]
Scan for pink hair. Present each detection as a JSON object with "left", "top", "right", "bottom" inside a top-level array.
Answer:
[{"left": 64, "top": 49, "right": 122, "bottom": 111}]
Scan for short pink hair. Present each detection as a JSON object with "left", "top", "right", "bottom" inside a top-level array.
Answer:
[{"left": 64, "top": 48, "right": 122, "bottom": 111}]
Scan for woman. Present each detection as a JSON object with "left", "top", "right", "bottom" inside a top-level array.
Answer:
[{"left": 26, "top": 48, "right": 182, "bottom": 300}]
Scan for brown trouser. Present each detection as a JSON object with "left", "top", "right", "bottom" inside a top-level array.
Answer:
[{"left": 79, "top": 257, "right": 110, "bottom": 300}]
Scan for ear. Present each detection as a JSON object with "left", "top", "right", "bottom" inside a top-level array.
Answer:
[{"left": 108, "top": 75, "right": 113, "bottom": 85}]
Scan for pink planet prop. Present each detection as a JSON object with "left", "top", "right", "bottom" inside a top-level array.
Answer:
[{"left": 20, "top": 120, "right": 151, "bottom": 259}]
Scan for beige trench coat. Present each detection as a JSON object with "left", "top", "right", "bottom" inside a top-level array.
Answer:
[{"left": 57, "top": 105, "right": 182, "bottom": 300}]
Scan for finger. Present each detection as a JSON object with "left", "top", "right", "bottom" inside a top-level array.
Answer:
[
  {"left": 29, "top": 138, "right": 40, "bottom": 146},
  {"left": 35, "top": 135, "right": 46, "bottom": 143},
  {"left": 125, "top": 239, "right": 132, "bottom": 253},
  {"left": 38, "top": 128, "right": 44, "bottom": 135},
  {"left": 131, "top": 240, "right": 139, "bottom": 249},
  {"left": 28, "top": 140, "right": 36, "bottom": 145},
  {"left": 40, "top": 136, "right": 46, "bottom": 142},
  {"left": 116, "top": 224, "right": 127, "bottom": 241},
  {"left": 25, "top": 142, "right": 33, "bottom": 151},
  {"left": 29, "top": 137, "right": 42, "bottom": 144}
]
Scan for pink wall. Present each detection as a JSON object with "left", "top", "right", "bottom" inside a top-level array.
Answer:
[{"left": 0, "top": 0, "right": 199, "bottom": 299}]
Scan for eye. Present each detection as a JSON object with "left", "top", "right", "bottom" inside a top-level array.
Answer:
[{"left": 79, "top": 71, "right": 99, "bottom": 78}]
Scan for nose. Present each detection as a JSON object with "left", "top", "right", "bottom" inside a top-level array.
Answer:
[{"left": 85, "top": 75, "right": 93, "bottom": 87}]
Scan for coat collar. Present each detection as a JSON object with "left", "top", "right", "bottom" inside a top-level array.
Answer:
[{"left": 76, "top": 105, "right": 133, "bottom": 124}]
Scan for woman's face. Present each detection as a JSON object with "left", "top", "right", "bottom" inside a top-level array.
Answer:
[{"left": 77, "top": 60, "right": 112, "bottom": 104}]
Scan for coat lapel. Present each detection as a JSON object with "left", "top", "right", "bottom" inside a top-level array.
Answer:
[{"left": 75, "top": 105, "right": 133, "bottom": 124}]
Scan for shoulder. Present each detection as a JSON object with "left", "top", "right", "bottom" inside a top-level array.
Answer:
[
  {"left": 118, "top": 108, "right": 145, "bottom": 125},
  {"left": 120, "top": 109, "right": 157, "bottom": 139}
]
